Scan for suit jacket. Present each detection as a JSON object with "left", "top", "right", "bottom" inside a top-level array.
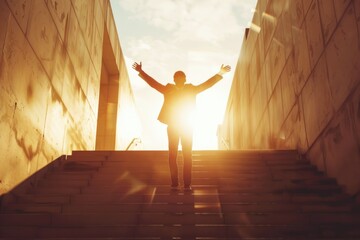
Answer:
[{"left": 139, "top": 71, "right": 223, "bottom": 127}]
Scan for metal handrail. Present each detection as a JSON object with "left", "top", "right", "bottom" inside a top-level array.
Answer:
[{"left": 125, "top": 137, "right": 142, "bottom": 150}]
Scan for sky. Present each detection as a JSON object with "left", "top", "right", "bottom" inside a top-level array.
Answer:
[{"left": 110, "top": 0, "right": 258, "bottom": 150}]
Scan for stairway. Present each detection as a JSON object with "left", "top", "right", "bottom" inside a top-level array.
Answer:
[{"left": 1, "top": 150, "right": 360, "bottom": 239}]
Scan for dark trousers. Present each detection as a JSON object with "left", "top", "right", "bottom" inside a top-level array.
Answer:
[{"left": 167, "top": 125, "right": 193, "bottom": 187}]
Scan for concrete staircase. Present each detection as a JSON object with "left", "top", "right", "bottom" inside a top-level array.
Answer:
[{"left": 1, "top": 150, "right": 360, "bottom": 239}]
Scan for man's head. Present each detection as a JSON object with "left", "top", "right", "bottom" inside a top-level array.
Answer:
[{"left": 173, "top": 71, "right": 186, "bottom": 87}]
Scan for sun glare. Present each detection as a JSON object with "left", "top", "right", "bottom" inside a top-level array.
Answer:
[{"left": 191, "top": 91, "right": 225, "bottom": 150}]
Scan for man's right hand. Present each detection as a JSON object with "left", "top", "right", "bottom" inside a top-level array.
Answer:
[
  {"left": 132, "top": 62, "right": 142, "bottom": 72},
  {"left": 219, "top": 64, "right": 231, "bottom": 75}
]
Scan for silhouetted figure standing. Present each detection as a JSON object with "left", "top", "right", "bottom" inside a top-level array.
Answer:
[{"left": 133, "top": 62, "right": 231, "bottom": 191}]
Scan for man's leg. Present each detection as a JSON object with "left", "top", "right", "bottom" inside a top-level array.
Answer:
[
  {"left": 181, "top": 128, "right": 193, "bottom": 188},
  {"left": 167, "top": 126, "right": 179, "bottom": 187}
]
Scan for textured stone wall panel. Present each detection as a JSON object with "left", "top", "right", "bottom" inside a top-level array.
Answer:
[
  {"left": 3, "top": 15, "right": 49, "bottom": 132},
  {"left": 262, "top": 9, "right": 277, "bottom": 54},
  {"left": 71, "top": 0, "right": 94, "bottom": 50},
  {"left": 268, "top": 0, "right": 285, "bottom": 19},
  {"left": 280, "top": 57, "right": 296, "bottom": 118},
  {"left": 258, "top": 70, "right": 270, "bottom": 118},
  {"left": 71, "top": 0, "right": 102, "bottom": 77},
  {"left": 326, "top": 4, "right": 360, "bottom": 111},
  {"left": 46, "top": 0, "right": 71, "bottom": 42},
  {"left": 249, "top": 93, "right": 259, "bottom": 139},
  {"left": 64, "top": 7, "right": 89, "bottom": 94},
  {"left": 253, "top": 109, "right": 270, "bottom": 148},
  {"left": 26, "top": 0, "right": 59, "bottom": 80},
  {"left": 0, "top": 93, "right": 14, "bottom": 193},
  {"left": 79, "top": 102, "right": 96, "bottom": 150},
  {"left": 94, "top": 0, "right": 105, "bottom": 36},
  {"left": 0, "top": 0, "right": 10, "bottom": 66},
  {"left": 350, "top": 85, "right": 360, "bottom": 148},
  {"left": 105, "top": 4, "right": 120, "bottom": 69},
  {"left": 323, "top": 105, "right": 360, "bottom": 194},
  {"left": 291, "top": 24, "right": 311, "bottom": 95},
  {"left": 356, "top": 1, "right": 360, "bottom": 37},
  {"left": 86, "top": 63, "right": 101, "bottom": 116},
  {"left": 257, "top": 27, "right": 266, "bottom": 72},
  {"left": 49, "top": 38, "right": 67, "bottom": 98},
  {"left": 290, "top": 0, "right": 305, "bottom": 28},
  {"left": 263, "top": 53, "right": 272, "bottom": 101},
  {"left": 43, "top": 88, "right": 67, "bottom": 152},
  {"left": 301, "top": 55, "right": 334, "bottom": 146},
  {"left": 301, "top": 79, "right": 318, "bottom": 145},
  {"left": 282, "top": 99, "right": 308, "bottom": 152},
  {"left": 311, "top": 55, "right": 334, "bottom": 132},
  {"left": 268, "top": 82, "right": 284, "bottom": 140},
  {"left": 302, "top": 0, "right": 313, "bottom": 16},
  {"left": 279, "top": 6, "right": 293, "bottom": 60},
  {"left": 306, "top": 136, "right": 326, "bottom": 171},
  {"left": 305, "top": 0, "right": 324, "bottom": 70},
  {"left": 6, "top": 0, "right": 31, "bottom": 34},
  {"left": 60, "top": 57, "right": 77, "bottom": 108},
  {"left": 89, "top": 21, "right": 103, "bottom": 78},
  {"left": 333, "top": 0, "right": 352, "bottom": 22},
  {"left": 268, "top": 31, "right": 286, "bottom": 91},
  {"left": 249, "top": 52, "right": 259, "bottom": 100},
  {"left": 318, "top": 0, "right": 337, "bottom": 44},
  {"left": 251, "top": 74, "right": 267, "bottom": 135}
]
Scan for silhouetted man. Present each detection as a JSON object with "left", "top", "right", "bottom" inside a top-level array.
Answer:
[{"left": 133, "top": 62, "right": 231, "bottom": 191}]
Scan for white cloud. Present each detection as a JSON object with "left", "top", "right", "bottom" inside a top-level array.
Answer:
[{"left": 116, "top": 0, "right": 255, "bottom": 43}]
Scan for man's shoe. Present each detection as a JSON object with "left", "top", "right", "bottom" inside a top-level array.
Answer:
[{"left": 184, "top": 185, "right": 192, "bottom": 192}]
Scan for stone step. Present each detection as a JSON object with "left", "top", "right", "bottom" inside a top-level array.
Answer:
[
  {"left": 1, "top": 224, "right": 358, "bottom": 239},
  {"left": 43, "top": 171, "right": 94, "bottom": 180},
  {"left": 6, "top": 212, "right": 359, "bottom": 227},
  {"left": 0, "top": 213, "right": 52, "bottom": 226},
  {"left": 51, "top": 161, "right": 319, "bottom": 170},
  {"left": 74, "top": 183, "right": 342, "bottom": 194},
  {"left": 33, "top": 176, "right": 341, "bottom": 193},
  {"left": 89, "top": 171, "right": 274, "bottom": 180},
  {"left": 3, "top": 188, "right": 352, "bottom": 208},
  {"left": 25, "top": 182, "right": 342, "bottom": 196},
  {"left": 36, "top": 178, "right": 91, "bottom": 188},
  {"left": 62, "top": 158, "right": 307, "bottom": 168},
  {"left": 27, "top": 186, "right": 82, "bottom": 195},
  {"left": 39, "top": 173, "right": 327, "bottom": 187},
  {"left": 67, "top": 192, "right": 293, "bottom": 204},
  {"left": 8, "top": 194, "right": 71, "bottom": 204},
  {"left": 0, "top": 203, "right": 62, "bottom": 214},
  {"left": 86, "top": 171, "right": 325, "bottom": 183},
  {"left": 0, "top": 225, "right": 310, "bottom": 238},
  {"left": 69, "top": 150, "right": 299, "bottom": 160},
  {"left": 96, "top": 163, "right": 273, "bottom": 171},
  {"left": 85, "top": 178, "right": 336, "bottom": 187},
  {"left": 51, "top": 213, "right": 225, "bottom": 226},
  {"left": 2, "top": 200, "right": 355, "bottom": 216}
]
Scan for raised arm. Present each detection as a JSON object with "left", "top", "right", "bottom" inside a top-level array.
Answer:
[
  {"left": 132, "top": 62, "right": 166, "bottom": 93},
  {"left": 195, "top": 64, "right": 231, "bottom": 93}
]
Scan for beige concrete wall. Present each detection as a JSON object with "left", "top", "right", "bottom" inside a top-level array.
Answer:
[
  {"left": 0, "top": 0, "right": 140, "bottom": 194},
  {"left": 221, "top": 0, "right": 360, "bottom": 195}
]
